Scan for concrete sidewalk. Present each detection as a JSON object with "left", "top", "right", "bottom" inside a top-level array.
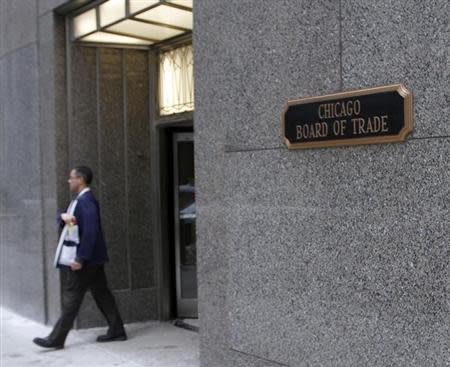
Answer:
[{"left": 0, "top": 307, "right": 199, "bottom": 367}]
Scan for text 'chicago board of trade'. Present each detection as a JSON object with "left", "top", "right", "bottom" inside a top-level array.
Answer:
[{"left": 282, "top": 84, "right": 413, "bottom": 149}]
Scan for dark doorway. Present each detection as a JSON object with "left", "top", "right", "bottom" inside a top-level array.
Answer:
[
  {"left": 172, "top": 132, "right": 197, "bottom": 318},
  {"left": 159, "top": 126, "right": 197, "bottom": 320}
]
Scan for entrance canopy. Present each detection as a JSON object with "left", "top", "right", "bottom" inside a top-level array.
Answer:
[{"left": 68, "top": 0, "right": 193, "bottom": 48}]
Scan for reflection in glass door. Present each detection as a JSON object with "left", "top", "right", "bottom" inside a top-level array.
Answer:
[{"left": 173, "top": 132, "right": 197, "bottom": 318}]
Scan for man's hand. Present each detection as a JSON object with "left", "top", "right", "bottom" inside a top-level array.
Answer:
[
  {"left": 61, "top": 213, "right": 75, "bottom": 225},
  {"left": 70, "top": 261, "right": 82, "bottom": 271}
]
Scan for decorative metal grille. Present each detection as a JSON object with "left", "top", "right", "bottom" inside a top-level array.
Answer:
[{"left": 159, "top": 45, "right": 194, "bottom": 116}]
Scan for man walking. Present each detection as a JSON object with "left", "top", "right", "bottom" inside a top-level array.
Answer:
[{"left": 33, "top": 166, "right": 127, "bottom": 349}]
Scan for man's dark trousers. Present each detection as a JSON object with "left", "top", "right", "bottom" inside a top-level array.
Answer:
[{"left": 49, "top": 265, "right": 124, "bottom": 344}]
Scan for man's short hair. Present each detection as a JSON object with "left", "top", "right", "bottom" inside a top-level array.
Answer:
[{"left": 73, "top": 166, "right": 93, "bottom": 185}]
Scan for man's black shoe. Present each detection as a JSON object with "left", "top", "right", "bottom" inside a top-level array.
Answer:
[
  {"left": 96, "top": 332, "right": 127, "bottom": 343},
  {"left": 33, "top": 337, "right": 64, "bottom": 349}
]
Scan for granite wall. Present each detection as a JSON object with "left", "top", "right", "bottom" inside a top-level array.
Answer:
[
  {"left": 0, "top": 0, "right": 67, "bottom": 324},
  {"left": 194, "top": 1, "right": 449, "bottom": 366},
  {"left": 65, "top": 45, "right": 157, "bottom": 328}
]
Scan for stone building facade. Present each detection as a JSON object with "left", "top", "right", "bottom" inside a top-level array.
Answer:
[{"left": 1, "top": 1, "right": 449, "bottom": 366}]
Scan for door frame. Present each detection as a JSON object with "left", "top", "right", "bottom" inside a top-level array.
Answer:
[
  {"left": 150, "top": 119, "right": 193, "bottom": 321},
  {"left": 148, "top": 47, "right": 195, "bottom": 321}
]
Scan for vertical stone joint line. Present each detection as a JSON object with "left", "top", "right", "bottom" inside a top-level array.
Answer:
[
  {"left": 123, "top": 50, "right": 132, "bottom": 291},
  {"left": 96, "top": 49, "right": 102, "bottom": 208},
  {"left": 36, "top": 11, "right": 49, "bottom": 325}
]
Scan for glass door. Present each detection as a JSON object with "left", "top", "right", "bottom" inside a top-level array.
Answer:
[{"left": 173, "top": 132, "right": 197, "bottom": 318}]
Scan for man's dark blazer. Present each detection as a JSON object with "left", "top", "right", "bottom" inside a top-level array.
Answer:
[{"left": 59, "top": 190, "right": 109, "bottom": 266}]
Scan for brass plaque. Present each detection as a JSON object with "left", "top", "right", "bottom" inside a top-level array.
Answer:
[{"left": 282, "top": 84, "right": 413, "bottom": 149}]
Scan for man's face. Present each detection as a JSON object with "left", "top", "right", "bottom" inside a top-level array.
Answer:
[{"left": 68, "top": 169, "right": 83, "bottom": 193}]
